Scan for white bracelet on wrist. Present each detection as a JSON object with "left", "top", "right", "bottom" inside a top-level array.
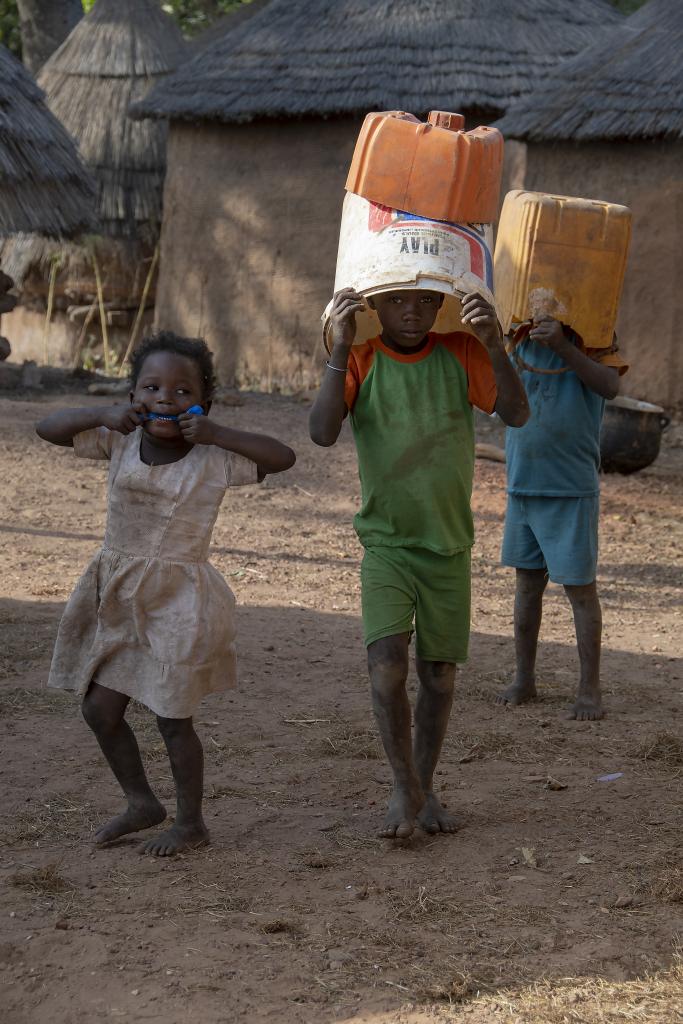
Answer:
[{"left": 325, "top": 361, "right": 347, "bottom": 373}]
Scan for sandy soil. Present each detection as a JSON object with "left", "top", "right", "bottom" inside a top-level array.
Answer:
[{"left": 0, "top": 387, "right": 681, "bottom": 1024}]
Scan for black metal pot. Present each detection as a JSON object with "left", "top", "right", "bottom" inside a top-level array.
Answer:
[{"left": 600, "top": 396, "right": 670, "bottom": 474}]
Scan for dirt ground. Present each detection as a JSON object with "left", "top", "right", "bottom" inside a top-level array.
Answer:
[{"left": 1, "top": 384, "right": 681, "bottom": 1024}]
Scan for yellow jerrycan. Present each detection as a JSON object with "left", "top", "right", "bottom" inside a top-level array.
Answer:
[{"left": 494, "top": 190, "right": 631, "bottom": 348}]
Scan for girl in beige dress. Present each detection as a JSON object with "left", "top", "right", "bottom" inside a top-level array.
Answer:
[{"left": 37, "top": 332, "right": 295, "bottom": 856}]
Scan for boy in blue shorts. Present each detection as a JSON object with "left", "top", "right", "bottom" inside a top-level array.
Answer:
[
  {"left": 497, "top": 316, "right": 628, "bottom": 720},
  {"left": 310, "top": 287, "right": 528, "bottom": 838}
]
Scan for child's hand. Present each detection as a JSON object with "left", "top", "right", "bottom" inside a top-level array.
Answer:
[
  {"left": 101, "top": 404, "right": 145, "bottom": 434},
  {"left": 329, "top": 287, "right": 365, "bottom": 350},
  {"left": 178, "top": 410, "right": 215, "bottom": 445},
  {"left": 460, "top": 292, "right": 502, "bottom": 350},
  {"left": 529, "top": 317, "right": 569, "bottom": 353}
]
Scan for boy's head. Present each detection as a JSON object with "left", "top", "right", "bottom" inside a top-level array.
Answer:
[{"left": 368, "top": 289, "right": 444, "bottom": 349}]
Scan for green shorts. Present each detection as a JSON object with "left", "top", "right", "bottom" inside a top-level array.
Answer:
[{"left": 360, "top": 545, "right": 471, "bottom": 663}]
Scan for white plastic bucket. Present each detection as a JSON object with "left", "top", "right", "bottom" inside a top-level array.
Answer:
[{"left": 322, "top": 192, "right": 498, "bottom": 350}]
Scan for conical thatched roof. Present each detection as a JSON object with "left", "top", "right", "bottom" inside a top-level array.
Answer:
[
  {"left": 0, "top": 44, "right": 95, "bottom": 238},
  {"left": 494, "top": 0, "right": 683, "bottom": 141},
  {"left": 134, "top": 0, "right": 623, "bottom": 125},
  {"left": 38, "top": 0, "right": 187, "bottom": 240}
]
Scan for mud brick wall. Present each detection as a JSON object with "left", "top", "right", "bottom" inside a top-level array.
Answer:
[{"left": 155, "top": 118, "right": 362, "bottom": 390}]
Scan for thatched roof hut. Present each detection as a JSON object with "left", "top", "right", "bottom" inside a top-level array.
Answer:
[
  {"left": 0, "top": 43, "right": 95, "bottom": 238},
  {"left": 39, "top": 0, "right": 187, "bottom": 240},
  {"left": 492, "top": 0, "right": 683, "bottom": 410},
  {"left": 137, "top": 0, "right": 623, "bottom": 124},
  {"left": 132, "top": 0, "right": 624, "bottom": 390},
  {"left": 494, "top": 0, "right": 683, "bottom": 142},
  {"left": 1, "top": 0, "right": 188, "bottom": 370}
]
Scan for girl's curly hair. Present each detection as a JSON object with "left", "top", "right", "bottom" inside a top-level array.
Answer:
[{"left": 130, "top": 331, "right": 217, "bottom": 400}]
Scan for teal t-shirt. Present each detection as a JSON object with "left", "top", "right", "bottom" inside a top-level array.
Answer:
[
  {"left": 505, "top": 334, "right": 606, "bottom": 497},
  {"left": 345, "top": 333, "right": 497, "bottom": 555}
]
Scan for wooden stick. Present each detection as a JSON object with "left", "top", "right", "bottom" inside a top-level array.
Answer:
[
  {"left": 119, "top": 244, "right": 159, "bottom": 376},
  {"left": 71, "top": 300, "right": 97, "bottom": 369},
  {"left": 42, "top": 256, "right": 59, "bottom": 366},
  {"left": 91, "top": 247, "right": 111, "bottom": 376}
]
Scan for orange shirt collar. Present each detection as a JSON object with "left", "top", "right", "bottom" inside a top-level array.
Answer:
[{"left": 370, "top": 332, "right": 437, "bottom": 364}]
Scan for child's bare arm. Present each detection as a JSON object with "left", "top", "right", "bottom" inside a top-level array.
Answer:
[
  {"left": 177, "top": 416, "right": 295, "bottom": 477},
  {"left": 36, "top": 404, "right": 144, "bottom": 446},
  {"left": 461, "top": 292, "right": 530, "bottom": 427},
  {"left": 530, "top": 318, "right": 619, "bottom": 399},
  {"left": 309, "top": 288, "right": 365, "bottom": 447}
]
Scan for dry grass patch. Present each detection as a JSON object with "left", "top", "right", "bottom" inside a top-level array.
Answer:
[
  {"left": 316, "top": 721, "right": 382, "bottom": 760},
  {"left": 0, "top": 687, "right": 72, "bottom": 716},
  {"left": 452, "top": 730, "right": 545, "bottom": 764},
  {"left": 457, "top": 680, "right": 499, "bottom": 702},
  {"left": 466, "top": 956, "right": 683, "bottom": 1023},
  {"left": 10, "top": 863, "right": 75, "bottom": 894},
  {"left": 634, "top": 732, "right": 683, "bottom": 768},
  {"left": 124, "top": 704, "right": 159, "bottom": 735},
  {"left": 169, "top": 879, "right": 259, "bottom": 919},
  {"left": 204, "top": 736, "right": 255, "bottom": 763},
  {"left": 325, "top": 823, "right": 383, "bottom": 851},
  {"left": 139, "top": 739, "right": 168, "bottom": 763},
  {"left": 2, "top": 795, "right": 96, "bottom": 847},
  {"left": 385, "top": 882, "right": 462, "bottom": 928},
  {"left": 651, "top": 866, "right": 683, "bottom": 904},
  {"left": 411, "top": 969, "right": 475, "bottom": 1004}
]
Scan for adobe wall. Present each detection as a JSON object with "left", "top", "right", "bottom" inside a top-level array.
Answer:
[
  {"left": 1, "top": 307, "right": 79, "bottom": 366},
  {"left": 522, "top": 141, "right": 683, "bottom": 411},
  {"left": 156, "top": 118, "right": 361, "bottom": 389},
  {"left": 0, "top": 306, "right": 154, "bottom": 370}
]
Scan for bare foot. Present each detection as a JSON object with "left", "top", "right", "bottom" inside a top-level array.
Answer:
[
  {"left": 569, "top": 693, "right": 603, "bottom": 721},
  {"left": 94, "top": 798, "right": 167, "bottom": 846},
  {"left": 417, "top": 792, "right": 458, "bottom": 835},
  {"left": 495, "top": 677, "right": 538, "bottom": 707},
  {"left": 379, "top": 785, "right": 423, "bottom": 839},
  {"left": 139, "top": 822, "right": 210, "bottom": 857}
]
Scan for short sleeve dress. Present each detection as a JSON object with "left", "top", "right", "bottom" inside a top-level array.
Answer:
[{"left": 48, "top": 426, "right": 258, "bottom": 718}]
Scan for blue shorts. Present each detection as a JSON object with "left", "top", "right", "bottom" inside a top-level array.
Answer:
[{"left": 501, "top": 494, "right": 599, "bottom": 586}]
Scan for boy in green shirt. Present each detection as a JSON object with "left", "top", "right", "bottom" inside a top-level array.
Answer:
[{"left": 310, "top": 287, "right": 528, "bottom": 838}]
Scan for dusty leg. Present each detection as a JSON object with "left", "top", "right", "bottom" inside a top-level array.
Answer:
[
  {"left": 140, "top": 716, "right": 209, "bottom": 856},
  {"left": 496, "top": 568, "right": 548, "bottom": 706},
  {"left": 565, "top": 581, "right": 603, "bottom": 721},
  {"left": 368, "top": 634, "right": 423, "bottom": 839},
  {"left": 81, "top": 682, "right": 166, "bottom": 844},
  {"left": 414, "top": 658, "right": 457, "bottom": 834}
]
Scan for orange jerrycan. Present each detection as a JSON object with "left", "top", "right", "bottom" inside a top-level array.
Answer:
[
  {"left": 494, "top": 190, "right": 631, "bottom": 349},
  {"left": 346, "top": 110, "right": 504, "bottom": 223}
]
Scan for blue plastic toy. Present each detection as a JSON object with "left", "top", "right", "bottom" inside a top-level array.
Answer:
[{"left": 143, "top": 404, "right": 204, "bottom": 422}]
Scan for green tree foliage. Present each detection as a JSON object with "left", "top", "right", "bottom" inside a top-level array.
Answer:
[
  {"left": 160, "top": 1, "right": 253, "bottom": 36},
  {"left": 84, "top": 0, "right": 254, "bottom": 35},
  {"left": 0, "top": 0, "right": 21, "bottom": 56},
  {"left": 0, "top": 0, "right": 253, "bottom": 56}
]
